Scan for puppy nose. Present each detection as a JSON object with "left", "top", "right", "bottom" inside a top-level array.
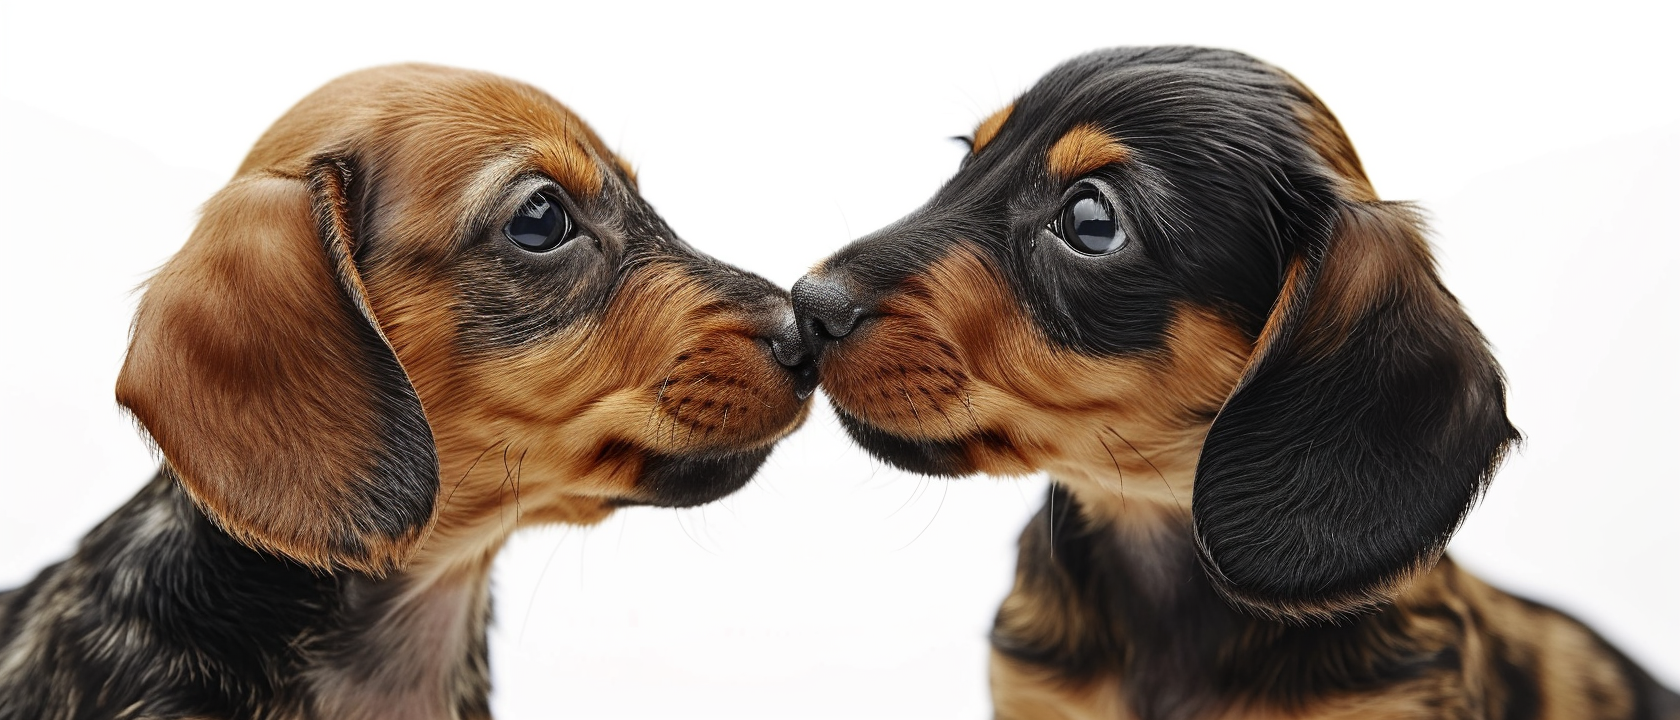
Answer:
[
  {"left": 791, "top": 274, "right": 866, "bottom": 357},
  {"left": 765, "top": 316, "right": 809, "bottom": 368},
  {"left": 757, "top": 307, "right": 818, "bottom": 400}
]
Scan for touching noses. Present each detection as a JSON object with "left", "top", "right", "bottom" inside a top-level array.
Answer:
[
  {"left": 790, "top": 272, "right": 869, "bottom": 366},
  {"left": 755, "top": 301, "right": 819, "bottom": 400}
]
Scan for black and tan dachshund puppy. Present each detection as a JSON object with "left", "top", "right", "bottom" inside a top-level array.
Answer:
[
  {"left": 794, "top": 47, "right": 1678, "bottom": 719},
  {"left": 0, "top": 65, "right": 812, "bottom": 719}
]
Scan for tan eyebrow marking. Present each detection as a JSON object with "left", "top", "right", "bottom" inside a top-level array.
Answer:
[
  {"left": 1046, "top": 124, "right": 1131, "bottom": 180},
  {"left": 971, "top": 103, "right": 1015, "bottom": 155},
  {"left": 529, "top": 136, "right": 604, "bottom": 198}
]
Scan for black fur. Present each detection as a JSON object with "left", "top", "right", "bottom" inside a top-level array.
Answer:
[
  {"left": 622, "top": 445, "right": 774, "bottom": 508},
  {"left": 0, "top": 474, "right": 485, "bottom": 720},
  {"left": 1192, "top": 202, "right": 1519, "bottom": 620},
  {"left": 797, "top": 46, "right": 1678, "bottom": 717},
  {"left": 2, "top": 65, "right": 810, "bottom": 717},
  {"left": 995, "top": 486, "right": 1461, "bottom": 718},
  {"left": 808, "top": 47, "right": 1334, "bottom": 359},
  {"left": 799, "top": 45, "right": 1519, "bottom": 618},
  {"left": 995, "top": 486, "right": 1680, "bottom": 719}
]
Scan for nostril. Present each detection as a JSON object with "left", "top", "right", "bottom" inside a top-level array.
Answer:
[
  {"left": 769, "top": 336, "right": 808, "bottom": 368},
  {"left": 767, "top": 336, "right": 818, "bottom": 401},
  {"left": 791, "top": 274, "right": 866, "bottom": 346},
  {"left": 812, "top": 305, "right": 863, "bottom": 340},
  {"left": 758, "top": 312, "right": 818, "bottom": 400}
]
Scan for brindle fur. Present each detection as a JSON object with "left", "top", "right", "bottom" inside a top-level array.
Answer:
[
  {"left": 992, "top": 486, "right": 1678, "bottom": 720},
  {"left": 0, "top": 473, "right": 494, "bottom": 720},
  {"left": 793, "top": 47, "right": 1678, "bottom": 719},
  {"left": 0, "top": 64, "right": 812, "bottom": 719}
]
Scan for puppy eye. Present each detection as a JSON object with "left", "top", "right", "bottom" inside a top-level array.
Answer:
[
  {"left": 1054, "top": 185, "right": 1126, "bottom": 255},
  {"left": 504, "top": 191, "right": 575, "bottom": 252}
]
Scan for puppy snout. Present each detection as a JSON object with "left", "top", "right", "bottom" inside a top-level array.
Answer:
[
  {"left": 791, "top": 273, "right": 867, "bottom": 361},
  {"left": 754, "top": 305, "right": 818, "bottom": 400}
]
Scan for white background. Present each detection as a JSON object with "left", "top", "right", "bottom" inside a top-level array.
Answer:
[{"left": 2, "top": 1, "right": 1676, "bottom": 717}]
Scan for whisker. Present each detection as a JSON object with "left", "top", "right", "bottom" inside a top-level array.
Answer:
[
  {"left": 931, "top": 395, "right": 962, "bottom": 437},
  {"left": 1096, "top": 432, "right": 1129, "bottom": 515},
  {"left": 443, "top": 439, "right": 502, "bottom": 515},
  {"left": 898, "top": 381, "right": 928, "bottom": 437},
  {"left": 519, "top": 526, "right": 573, "bottom": 647},
  {"left": 512, "top": 449, "right": 527, "bottom": 527},
  {"left": 1108, "top": 426, "right": 1185, "bottom": 517},
  {"left": 615, "top": 511, "right": 631, "bottom": 553},
  {"left": 1047, "top": 481, "right": 1057, "bottom": 559},
  {"left": 886, "top": 475, "right": 929, "bottom": 520},
  {"left": 959, "top": 390, "right": 982, "bottom": 436},
  {"left": 898, "top": 479, "right": 951, "bottom": 550},
  {"left": 498, "top": 445, "right": 518, "bottom": 532},
  {"left": 674, "top": 510, "right": 716, "bottom": 556},
  {"left": 656, "top": 373, "right": 673, "bottom": 405},
  {"left": 644, "top": 372, "right": 676, "bottom": 442}
]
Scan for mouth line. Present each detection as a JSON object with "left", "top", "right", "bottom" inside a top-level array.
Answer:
[
  {"left": 830, "top": 405, "right": 975, "bottom": 478},
  {"left": 611, "top": 443, "right": 774, "bottom": 508}
]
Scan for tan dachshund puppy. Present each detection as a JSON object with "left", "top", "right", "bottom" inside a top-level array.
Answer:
[
  {"left": 0, "top": 64, "right": 813, "bottom": 719},
  {"left": 794, "top": 47, "right": 1678, "bottom": 719}
]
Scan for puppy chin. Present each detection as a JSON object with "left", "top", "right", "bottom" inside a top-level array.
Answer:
[
  {"left": 833, "top": 407, "right": 975, "bottom": 477},
  {"left": 613, "top": 446, "right": 773, "bottom": 508}
]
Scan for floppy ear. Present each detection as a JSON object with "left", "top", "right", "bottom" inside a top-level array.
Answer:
[
  {"left": 1192, "top": 201, "right": 1519, "bottom": 623},
  {"left": 116, "top": 157, "right": 438, "bottom": 575}
]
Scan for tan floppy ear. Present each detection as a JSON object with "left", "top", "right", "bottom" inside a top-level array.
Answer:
[
  {"left": 1192, "top": 201, "right": 1519, "bottom": 623},
  {"left": 116, "top": 157, "right": 438, "bottom": 575}
]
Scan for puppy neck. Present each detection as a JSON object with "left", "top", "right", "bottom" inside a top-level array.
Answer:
[
  {"left": 1046, "top": 434, "right": 1209, "bottom": 616},
  {"left": 1025, "top": 480, "right": 1248, "bottom": 718},
  {"left": 305, "top": 565, "right": 493, "bottom": 720},
  {"left": 406, "top": 430, "right": 618, "bottom": 578},
  {"left": 1049, "top": 473, "right": 1204, "bottom": 612},
  {"left": 1046, "top": 422, "right": 1204, "bottom": 531}
]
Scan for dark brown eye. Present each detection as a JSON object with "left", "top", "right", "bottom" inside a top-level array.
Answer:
[
  {"left": 504, "top": 191, "right": 574, "bottom": 252},
  {"left": 1056, "top": 186, "right": 1125, "bottom": 255}
]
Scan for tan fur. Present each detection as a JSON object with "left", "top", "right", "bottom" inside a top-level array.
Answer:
[
  {"left": 993, "top": 651, "right": 1132, "bottom": 720},
  {"left": 819, "top": 245, "right": 1249, "bottom": 510},
  {"left": 1262, "top": 563, "right": 1641, "bottom": 719},
  {"left": 397, "top": 261, "right": 810, "bottom": 573},
  {"left": 992, "top": 547, "right": 1654, "bottom": 719},
  {"left": 1278, "top": 77, "right": 1378, "bottom": 203},
  {"left": 1046, "top": 124, "right": 1131, "bottom": 180},
  {"left": 102, "top": 65, "right": 808, "bottom": 718},
  {"left": 815, "top": 51, "right": 1671, "bottom": 720},
  {"left": 239, "top": 65, "right": 606, "bottom": 202},
  {"left": 973, "top": 104, "right": 1016, "bottom": 155},
  {"left": 1247, "top": 203, "right": 1439, "bottom": 371},
  {"left": 819, "top": 195, "right": 1658, "bottom": 720},
  {"left": 1299, "top": 203, "right": 1438, "bottom": 349},
  {"left": 1464, "top": 574, "right": 1641, "bottom": 720},
  {"left": 117, "top": 173, "right": 412, "bottom": 572},
  {"left": 122, "top": 64, "right": 807, "bottom": 581}
]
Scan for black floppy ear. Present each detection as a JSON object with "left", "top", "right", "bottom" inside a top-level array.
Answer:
[
  {"left": 1192, "top": 201, "right": 1519, "bottom": 622},
  {"left": 116, "top": 156, "right": 438, "bottom": 575}
]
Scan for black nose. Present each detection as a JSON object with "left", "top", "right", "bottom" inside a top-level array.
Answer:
[
  {"left": 758, "top": 306, "right": 818, "bottom": 400},
  {"left": 791, "top": 273, "right": 866, "bottom": 361}
]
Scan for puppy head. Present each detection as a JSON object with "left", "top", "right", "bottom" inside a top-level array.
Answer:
[
  {"left": 795, "top": 47, "right": 1517, "bottom": 622},
  {"left": 116, "top": 64, "right": 813, "bottom": 575}
]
